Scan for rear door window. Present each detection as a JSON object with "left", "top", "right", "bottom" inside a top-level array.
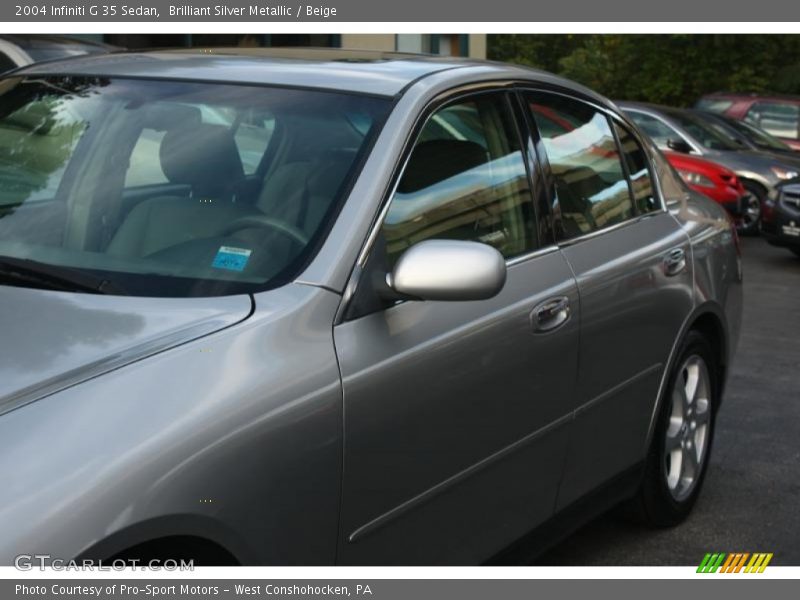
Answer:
[
  {"left": 526, "top": 92, "right": 634, "bottom": 238},
  {"left": 614, "top": 122, "right": 659, "bottom": 214}
]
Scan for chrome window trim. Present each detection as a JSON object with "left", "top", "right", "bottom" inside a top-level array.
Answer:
[
  {"left": 517, "top": 88, "right": 670, "bottom": 248},
  {"left": 504, "top": 244, "right": 560, "bottom": 266},
  {"left": 335, "top": 80, "right": 677, "bottom": 323},
  {"left": 335, "top": 80, "right": 540, "bottom": 324},
  {"left": 556, "top": 210, "right": 665, "bottom": 248},
  {"left": 352, "top": 80, "right": 521, "bottom": 272}
]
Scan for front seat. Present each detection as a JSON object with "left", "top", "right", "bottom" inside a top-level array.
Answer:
[
  {"left": 254, "top": 149, "right": 354, "bottom": 240},
  {"left": 108, "top": 122, "right": 255, "bottom": 258},
  {"left": 397, "top": 139, "right": 487, "bottom": 193}
]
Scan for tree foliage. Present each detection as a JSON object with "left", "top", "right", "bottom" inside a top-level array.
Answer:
[{"left": 487, "top": 35, "right": 800, "bottom": 106}]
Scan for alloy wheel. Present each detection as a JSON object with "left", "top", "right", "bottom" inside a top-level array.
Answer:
[
  {"left": 739, "top": 194, "right": 761, "bottom": 232},
  {"left": 664, "top": 354, "right": 712, "bottom": 502}
]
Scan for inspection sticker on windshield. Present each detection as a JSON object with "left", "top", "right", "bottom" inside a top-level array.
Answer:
[{"left": 212, "top": 246, "right": 252, "bottom": 272}]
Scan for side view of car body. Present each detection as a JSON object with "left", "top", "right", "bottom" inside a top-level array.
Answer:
[
  {"left": 0, "top": 49, "right": 742, "bottom": 565},
  {"left": 662, "top": 150, "right": 750, "bottom": 225},
  {"left": 761, "top": 178, "right": 800, "bottom": 258},
  {"left": 619, "top": 101, "right": 800, "bottom": 234},
  {"left": 695, "top": 109, "right": 800, "bottom": 160},
  {"left": 696, "top": 92, "right": 800, "bottom": 151}
]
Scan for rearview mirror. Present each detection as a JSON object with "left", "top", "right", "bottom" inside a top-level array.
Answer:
[
  {"left": 667, "top": 138, "right": 693, "bottom": 154},
  {"left": 388, "top": 240, "right": 506, "bottom": 301}
]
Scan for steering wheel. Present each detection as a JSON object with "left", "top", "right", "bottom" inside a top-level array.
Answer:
[{"left": 219, "top": 215, "right": 309, "bottom": 246}]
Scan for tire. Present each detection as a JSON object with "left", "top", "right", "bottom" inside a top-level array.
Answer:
[
  {"left": 738, "top": 182, "right": 764, "bottom": 236},
  {"left": 629, "top": 331, "right": 718, "bottom": 527}
]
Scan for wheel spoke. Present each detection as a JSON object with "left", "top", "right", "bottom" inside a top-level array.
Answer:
[
  {"left": 695, "top": 399, "right": 711, "bottom": 427},
  {"left": 684, "top": 361, "right": 700, "bottom": 408},
  {"left": 666, "top": 448, "right": 682, "bottom": 491},
  {"left": 694, "top": 425, "right": 708, "bottom": 463},
  {"left": 668, "top": 387, "right": 684, "bottom": 437}
]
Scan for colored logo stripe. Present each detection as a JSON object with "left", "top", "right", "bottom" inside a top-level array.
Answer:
[
  {"left": 698, "top": 553, "right": 773, "bottom": 573},
  {"left": 697, "top": 553, "right": 726, "bottom": 573},
  {"left": 745, "top": 553, "right": 773, "bottom": 573}
]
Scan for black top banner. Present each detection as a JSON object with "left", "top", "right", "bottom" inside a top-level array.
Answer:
[{"left": 5, "top": 0, "right": 800, "bottom": 22}]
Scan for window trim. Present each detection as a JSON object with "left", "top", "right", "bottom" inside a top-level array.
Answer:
[
  {"left": 380, "top": 87, "right": 542, "bottom": 262},
  {"left": 521, "top": 86, "right": 667, "bottom": 247},
  {"left": 611, "top": 118, "right": 660, "bottom": 218},
  {"left": 517, "top": 88, "right": 669, "bottom": 247},
  {"left": 336, "top": 81, "right": 552, "bottom": 324},
  {"left": 336, "top": 81, "right": 673, "bottom": 324},
  {"left": 510, "top": 89, "right": 557, "bottom": 247},
  {"left": 356, "top": 82, "right": 539, "bottom": 268}
]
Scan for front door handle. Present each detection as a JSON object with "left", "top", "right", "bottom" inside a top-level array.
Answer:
[
  {"left": 663, "top": 247, "right": 687, "bottom": 276},
  {"left": 531, "top": 296, "right": 571, "bottom": 333}
]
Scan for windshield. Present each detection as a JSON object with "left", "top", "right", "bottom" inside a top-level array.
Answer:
[
  {"left": 666, "top": 110, "right": 742, "bottom": 151},
  {"left": 725, "top": 117, "right": 792, "bottom": 150},
  {"left": 0, "top": 76, "right": 388, "bottom": 297}
]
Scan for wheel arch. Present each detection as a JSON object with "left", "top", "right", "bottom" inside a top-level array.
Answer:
[
  {"left": 737, "top": 175, "right": 769, "bottom": 197},
  {"left": 75, "top": 514, "right": 252, "bottom": 566},
  {"left": 644, "top": 302, "right": 729, "bottom": 452},
  {"left": 107, "top": 535, "right": 239, "bottom": 566},
  {"left": 690, "top": 309, "right": 729, "bottom": 401}
]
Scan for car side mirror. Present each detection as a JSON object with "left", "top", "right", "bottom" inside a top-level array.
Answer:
[
  {"left": 667, "top": 138, "right": 693, "bottom": 154},
  {"left": 387, "top": 240, "right": 506, "bottom": 301}
]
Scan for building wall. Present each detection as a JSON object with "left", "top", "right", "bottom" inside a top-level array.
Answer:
[
  {"left": 340, "top": 34, "right": 396, "bottom": 52},
  {"left": 313, "top": 34, "right": 487, "bottom": 58},
  {"left": 468, "top": 34, "right": 487, "bottom": 59},
  {"left": 78, "top": 33, "right": 487, "bottom": 59}
]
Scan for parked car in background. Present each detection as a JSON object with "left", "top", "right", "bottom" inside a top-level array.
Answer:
[
  {"left": 695, "top": 93, "right": 800, "bottom": 151},
  {"left": 0, "top": 35, "right": 115, "bottom": 72},
  {"left": 619, "top": 101, "right": 800, "bottom": 233},
  {"left": 761, "top": 178, "right": 800, "bottom": 258},
  {"left": 663, "top": 150, "right": 753, "bottom": 228},
  {"left": 695, "top": 109, "right": 800, "bottom": 160},
  {"left": 0, "top": 49, "right": 742, "bottom": 566}
]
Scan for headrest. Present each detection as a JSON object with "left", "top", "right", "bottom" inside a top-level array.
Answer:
[
  {"left": 144, "top": 104, "right": 201, "bottom": 131},
  {"left": 397, "top": 139, "right": 487, "bottom": 194},
  {"left": 159, "top": 122, "right": 244, "bottom": 198},
  {"left": 307, "top": 150, "right": 354, "bottom": 196}
]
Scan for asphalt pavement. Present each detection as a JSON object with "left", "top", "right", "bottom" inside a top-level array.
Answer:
[{"left": 533, "top": 236, "right": 800, "bottom": 566}]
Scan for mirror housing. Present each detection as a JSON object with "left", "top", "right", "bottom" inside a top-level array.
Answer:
[
  {"left": 387, "top": 240, "right": 507, "bottom": 302},
  {"left": 667, "top": 138, "right": 693, "bottom": 154}
]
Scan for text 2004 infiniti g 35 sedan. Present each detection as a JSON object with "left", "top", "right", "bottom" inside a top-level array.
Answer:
[{"left": 0, "top": 49, "right": 741, "bottom": 565}]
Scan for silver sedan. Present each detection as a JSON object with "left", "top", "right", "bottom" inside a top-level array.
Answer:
[{"left": 0, "top": 49, "right": 742, "bottom": 565}]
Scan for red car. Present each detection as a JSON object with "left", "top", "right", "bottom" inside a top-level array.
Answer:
[
  {"left": 695, "top": 93, "right": 800, "bottom": 151},
  {"left": 664, "top": 151, "right": 757, "bottom": 230}
]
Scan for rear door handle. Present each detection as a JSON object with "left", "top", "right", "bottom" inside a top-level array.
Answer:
[
  {"left": 531, "top": 296, "right": 571, "bottom": 333},
  {"left": 663, "top": 247, "right": 687, "bottom": 276}
]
